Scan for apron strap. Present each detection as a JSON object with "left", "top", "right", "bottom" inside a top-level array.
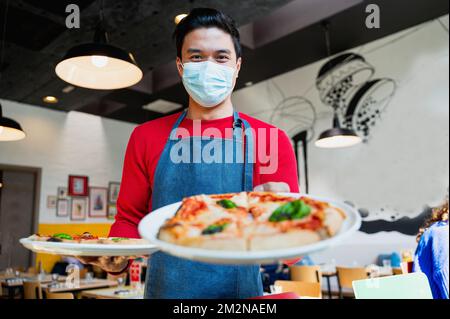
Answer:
[{"left": 232, "top": 112, "right": 254, "bottom": 191}]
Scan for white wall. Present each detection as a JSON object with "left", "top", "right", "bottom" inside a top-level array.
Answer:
[
  {"left": 0, "top": 100, "right": 136, "bottom": 224},
  {"left": 233, "top": 16, "right": 449, "bottom": 265}
]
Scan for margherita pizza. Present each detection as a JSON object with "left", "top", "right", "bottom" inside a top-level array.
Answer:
[
  {"left": 29, "top": 232, "right": 148, "bottom": 245},
  {"left": 158, "top": 192, "right": 346, "bottom": 251}
]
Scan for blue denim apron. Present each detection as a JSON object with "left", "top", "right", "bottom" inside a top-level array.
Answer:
[{"left": 144, "top": 110, "right": 263, "bottom": 299}]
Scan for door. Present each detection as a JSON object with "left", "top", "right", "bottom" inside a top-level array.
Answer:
[{"left": 0, "top": 166, "right": 39, "bottom": 270}]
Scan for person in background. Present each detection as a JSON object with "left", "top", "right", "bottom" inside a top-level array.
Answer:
[{"left": 413, "top": 198, "right": 449, "bottom": 299}]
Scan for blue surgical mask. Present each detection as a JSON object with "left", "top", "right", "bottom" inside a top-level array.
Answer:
[{"left": 181, "top": 61, "right": 236, "bottom": 107}]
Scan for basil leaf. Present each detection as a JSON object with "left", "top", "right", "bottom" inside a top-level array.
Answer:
[
  {"left": 201, "top": 223, "right": 229, "bottom": 235},
  {"left": 268, "top": 200, "right": 311, "bottom": 222},
  {"left": 216, "top": 199, "right": 237, "bottom": 209},
  {"left": 111, "top": 237, "right": 128, "bottom": 242},
  {"left": 52, "top": 233, "right": 73, "bottom": 240}
]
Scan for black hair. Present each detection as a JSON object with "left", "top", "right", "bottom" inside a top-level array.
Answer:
[{"left": 173, "top": 8, "right": 242, "bottom": 59}]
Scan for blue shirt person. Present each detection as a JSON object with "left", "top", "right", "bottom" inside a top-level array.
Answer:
[{"left": 413, "top": 220, "right": 449, "bottom": 299}]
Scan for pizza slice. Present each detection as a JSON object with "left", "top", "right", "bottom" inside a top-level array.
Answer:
[
  {"left": 245, "top": 192, "right": 346, "bottom": 251},
  {"left": 157, "top": 192, "right": 250, "bottom": 250}
]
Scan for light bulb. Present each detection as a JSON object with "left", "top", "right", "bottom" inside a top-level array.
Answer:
[{"left": 91, "top": 55, "right": 109, "bottom": 68}]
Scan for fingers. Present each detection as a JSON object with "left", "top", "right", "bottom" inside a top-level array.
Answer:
[
  {"left": 77, "top": 256, "right": 98, "bottom": 264},
  {"left": 253, "top": 182, "right": 290, "bottom": 193}
]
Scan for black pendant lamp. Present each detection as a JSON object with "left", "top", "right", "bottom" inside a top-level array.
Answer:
[
  {"left": 315, "top": 112, "right": 361, "bottom": 148},
  {"left": 0, "top": 102, "right": 26, "bottom": 141},
  {"left": 55, "top": 2, "right": 142, "bottom": 90},
  {"left": 315, "top": 21, "right": 361, "bottom": 149}
]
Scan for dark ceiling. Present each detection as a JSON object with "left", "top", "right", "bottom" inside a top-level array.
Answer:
[{"left": 0, "top": 0, "right": 448, "bottom": 124}]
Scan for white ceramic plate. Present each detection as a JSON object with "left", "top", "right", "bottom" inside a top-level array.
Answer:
[
  {"left": 19, "top": 238, "right": 159, "bottom": 257},
  {"left": 138, "top": 193, "right": 362, "bottom": 265}
]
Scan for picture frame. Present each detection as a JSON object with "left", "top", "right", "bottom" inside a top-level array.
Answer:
[
  {"left": 108, "top": 182, "right": 120, "bottom": 204},
  {"left": 57, "top": 186, "right": 68, "bottom": 199},
  {"left": 71, "top": 197, "right": 88, "bottom": 221},
  {"left": 56, "top": 198, "right": 70, "bottom": 217},
  {"left": 47, "top": 195, "right": 57, "bottom": 209},
  {"left": 89, "top": 187, "right": 108, "bottom": 218},
  {"left": 107, "top": 204, "right": 117, "bottom": 220},
  {"left": 68, "top": 175, "right": 89, "bottom": 196}
]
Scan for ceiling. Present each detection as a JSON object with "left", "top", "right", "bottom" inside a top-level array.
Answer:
[{"left": 0, "top": 0, "right": 448, "bottom": 124}]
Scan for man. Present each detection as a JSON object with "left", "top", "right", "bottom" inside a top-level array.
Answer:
[{"left": 85, "top": 8, "right": 299, "bottom": 299}]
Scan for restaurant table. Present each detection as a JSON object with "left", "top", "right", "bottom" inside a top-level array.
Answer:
[
  {"left": 81, "top": 286, "right": 144, "bottom": 299},
  {"left": 43, "top": 279, "right": 118, "bottom": 294},
  {"left": 1, "top": 273, "right": 67, "bottom": 299}
]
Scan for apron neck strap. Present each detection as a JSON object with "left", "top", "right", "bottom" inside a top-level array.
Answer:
[{"left": 170, "top": 109, "right": 242, "bottom": 131}]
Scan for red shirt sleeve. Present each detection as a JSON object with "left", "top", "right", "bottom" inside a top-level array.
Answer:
[
  {"left": 255, "top": 129, "right": 300, "bottom": 193},
  {"left": 109, "top": 127, "right": 151, "bottom": 238}
]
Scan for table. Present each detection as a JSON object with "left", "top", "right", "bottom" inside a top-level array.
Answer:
[
  {"left": 43, "top": 279, "right": 118, "bottom": 294},
  {"left": 81, "top": 286, "right": 144, "bottom": 299},
  {"left": 1, "top": 273, "right": 67, "bottom": 299}
]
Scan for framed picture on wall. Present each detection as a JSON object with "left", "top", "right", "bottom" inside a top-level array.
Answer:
[
  {"left": 107, "top": 204, "right": 117, "bottom": 220},
  {"left": 57, "top": 187, "right": 68, "bottom": 199},
  {"left": 71, "top": 197, "right": 87, "bottom": 221},
  {"left": 108, "top": 182, "right": 120, "bottom": 203},
  {"left": 68, "top": 175, "right": 89, "bottom": 196},
  {"left": 47, "top": 195, "right": 57, "bottom": 209},
  {"left": 89, "top": 187, "right": 108, "bottom": 218},
  {"left": 56, "top": 198, "right": 70, "bottom": 217}
]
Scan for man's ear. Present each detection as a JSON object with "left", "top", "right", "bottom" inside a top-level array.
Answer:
[
  {"left": 236, "top": 57, "right": 242, "bottom": 78},
  {"left": 176, "top": 57, "right": 183, "bottom": 77}
]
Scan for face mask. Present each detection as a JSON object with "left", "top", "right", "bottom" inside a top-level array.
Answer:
[{"left": 181, "top": 61, "right": 236, "bottom": 107}]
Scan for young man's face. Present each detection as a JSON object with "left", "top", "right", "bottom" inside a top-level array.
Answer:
[{"left": 176, "top": 27, "right": 242, "bottom": 88}]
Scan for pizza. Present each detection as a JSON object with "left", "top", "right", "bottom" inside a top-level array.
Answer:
[
  {"left": 28, "top": 232, "right": 149, "bottom": 245},
  {"left": 157, "top": 192, "right": 346, "bottom": 251}
]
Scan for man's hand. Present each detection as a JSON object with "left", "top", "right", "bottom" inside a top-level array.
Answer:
[
  {"left": 253, "top": 182, "right": 290, "bottom": 193},
  {"left": 77, "top": 256, "right": 132, "bottom": 273}
]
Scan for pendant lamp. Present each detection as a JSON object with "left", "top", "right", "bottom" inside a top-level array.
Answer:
[
  {"left": 55, "top": 4, "right": 142, "bottom": 90},
  {"left": 315, "top": 21, "right": 361, "bottom": 149},
  {"left": 0, "top": 102, "right": 26, "bottom": 141},
  {"left": 315, "top": 112, "right": 361, "bottom": 148}
]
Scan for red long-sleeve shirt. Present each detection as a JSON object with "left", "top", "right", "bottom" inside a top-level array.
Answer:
[{"left": 109, "top": 112, "right": 299, "bottom": 238}]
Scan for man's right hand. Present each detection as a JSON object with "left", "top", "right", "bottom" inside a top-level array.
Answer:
[{"left": 77, "top": 256, "right": 132, "bottom": 273}]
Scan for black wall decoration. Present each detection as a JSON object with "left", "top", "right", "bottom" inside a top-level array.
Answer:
[{"left": 316, "top": 53, "right": 397, "bottom": 141}]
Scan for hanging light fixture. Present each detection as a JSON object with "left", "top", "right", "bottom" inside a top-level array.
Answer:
[
  {"left": 315, "top": 111, "right": 361, "bottom": 148},
  {"left": 0, "top": 1, "right": 25, "bottom": 141},
  {"left": 315, "top": 21, "right": 361, "bottom": 149},
  {"left": 55, "top": 1, "right": 143, "bottom": 90},
  {"left": 0, "top": 102, "right": 26, "bottom": 141}
]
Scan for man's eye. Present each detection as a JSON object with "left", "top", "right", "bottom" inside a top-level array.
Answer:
[
  {"left": 191, "top": 55, "right": 202, "bottom": 60},
  {"left": 217, "top": 56, "right": 229, "bottom": 61}
]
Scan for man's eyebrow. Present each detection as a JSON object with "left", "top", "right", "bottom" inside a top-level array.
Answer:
[
  {"left": 216, "top": 49, "right": 231, "bottom": 54},
  {"left": 187, "top": 48, "right": 202, "bottom": 53}
]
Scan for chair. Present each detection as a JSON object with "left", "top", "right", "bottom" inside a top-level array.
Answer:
[
  {"left": 23, "top": 281, "right": 43, "bottom": 299},
  {"left": 79, "top": 268, "right": 88, "bottom": 279},
  {"left": 336, "top": 267, "right": 368, "bottom": 299},
  {"left": 289, "top": 265, "right": 322, "bottom": 284},
  {"left": 393, "top": 267, "right": 403, "bottom": 275},
  {"left": 27, "top": 267, "right": 37, "bottom": 275},
  {"left": 274, "top": 280, "right": 322, "bottom": 298},
  {"left": 46, "top": 292, "right": 74, "bottom": 299},
  {"left": 352, "top": 272, "right": 433, "bottom": 299}
]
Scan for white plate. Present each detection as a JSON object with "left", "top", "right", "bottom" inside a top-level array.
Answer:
[
  {"left": 138, "top": 193, "right": 361, "bottom": 265},
  {"left": 19, "top": 238, "right": 159, "bottom": 257}
]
